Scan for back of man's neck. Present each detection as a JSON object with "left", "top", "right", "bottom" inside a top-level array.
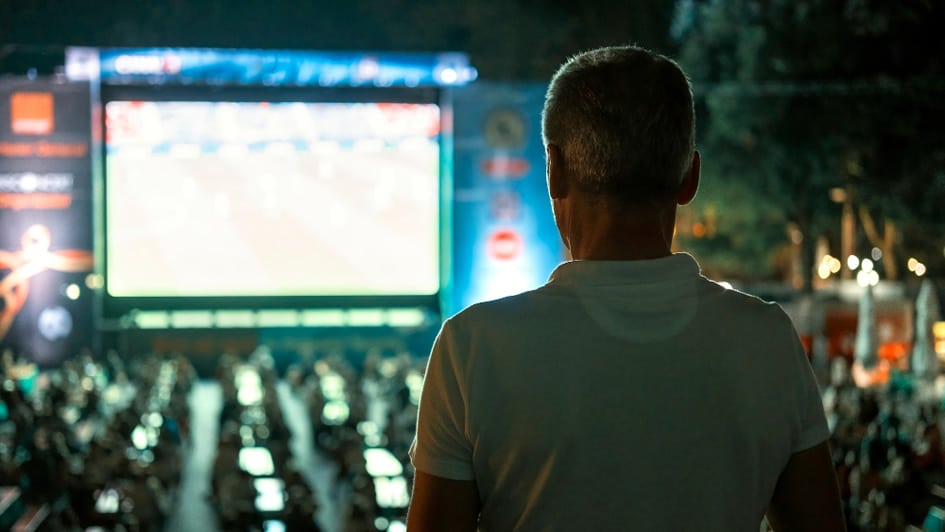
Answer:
[
  {"left": 566, "top": 205, "right": 676, "bottom": 261},
  {"left": 568, "top": 223, "right": 674, "bottom": 261},
  {"left": 570, "top": 244, "right": 672, "bottom": 261}
]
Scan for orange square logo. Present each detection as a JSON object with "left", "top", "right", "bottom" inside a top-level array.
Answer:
[{"left": 11, "top": 92, "right": 54, "bottom": 135}]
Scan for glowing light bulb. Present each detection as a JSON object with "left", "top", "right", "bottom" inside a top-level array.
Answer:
[
  {"left": 65, "top": 284, "right": 81, "bottom": 300},
  {"left": 856, "top": 270, "right": 869, "bottom": 287},
  {"left": 438, "top": 67, "right": 458, "bottom": 84},
  {"left": 829, "top": 258, "right": 842, "bottom": 274}
]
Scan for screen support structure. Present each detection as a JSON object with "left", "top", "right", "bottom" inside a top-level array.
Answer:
[
  {"left": 65, "top": 48, "right": 111, "bottom": 341},
  {"left": 438, "top": 88, "right": 455, "bottom": 317}
]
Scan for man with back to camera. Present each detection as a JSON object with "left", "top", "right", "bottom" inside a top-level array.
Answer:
[{"left": 406, "top": 45, "right": 846, "bottom": 531}]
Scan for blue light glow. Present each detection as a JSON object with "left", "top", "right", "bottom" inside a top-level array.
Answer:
[{"left": 73, "top": 48, "right": 477, "bottom": 88}]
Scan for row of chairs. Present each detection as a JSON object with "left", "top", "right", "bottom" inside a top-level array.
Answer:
[
  {"left": 213, "top": 351, "right": 322, "bottom": 531},
  {"left": 301, "top": 351, "right": 423, "bottom": 532},
  {"left": 0, "top": 350, "right": 194, "bottom": 531}
]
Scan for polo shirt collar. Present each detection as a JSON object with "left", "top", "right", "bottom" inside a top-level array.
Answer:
[
  {"left": 543, "top": 253, "right": 703, "bottom": 341},
  {"left": 548, "top": 252, "right": 701, "bottom": 286}
]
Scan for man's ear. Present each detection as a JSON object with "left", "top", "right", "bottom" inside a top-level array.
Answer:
[
  {"left": 547, "top": 144, "right": 569, "bottom": 200},
  {"left": 677, "top": 150, "right": 700, "bottom": 206}
]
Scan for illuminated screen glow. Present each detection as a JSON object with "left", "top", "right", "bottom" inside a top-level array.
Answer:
[{"left": 105, "top": 100, "right": 440, "bottom": 297}]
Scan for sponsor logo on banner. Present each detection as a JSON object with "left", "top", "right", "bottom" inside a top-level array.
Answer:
[
  {"left": 489, "top": 190, "right": 521, "bottom": 221},
  {"left": 487, "top": 229, "right": 523, "bottom": 260},
  {"left": 10, "top": 92, "right": 54, "bottom": 135},
  {"left": 38, "top": 306, "right": 73, "bottom": 341},
  {"left": 2, "top": 93, "right": 89, "bottom": 159},
  {"left": 0, "top": 141, "right": 88, "bottom": 158},
  {"left": 484, "top": 108, "right": 526, "bottom": 149},
  {"left": 114, "top": 53, "right": 182, "bottom": 75},
  {"left": 480, "top": 156, "right": 530, "bottom": 180},
  {"left": 0, "top": 172, "right": 75, "bottom": 210}
]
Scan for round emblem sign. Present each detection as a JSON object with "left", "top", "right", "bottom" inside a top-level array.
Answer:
[{"left": 487, "top": 230, "right": 523, "bottom": 260}]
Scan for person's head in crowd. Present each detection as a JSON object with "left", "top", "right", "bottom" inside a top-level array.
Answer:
[{"left": 541, "top": 45, "right": 700, "bottom": 261}]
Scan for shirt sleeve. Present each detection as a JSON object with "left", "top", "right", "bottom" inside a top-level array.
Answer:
[
  {"left": 785, "top": 315, "right": 831, "bottom": 453},
  {"left": 409, "top": 319, "right": 475, "bottom": 481}
]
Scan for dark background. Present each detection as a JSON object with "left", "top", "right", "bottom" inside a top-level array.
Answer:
[
  {"left": 3, "top": 0, "right": 944, "bottom": 284},
  {"left": 0, "top": 0, "right": 676, "bottom": 80}
]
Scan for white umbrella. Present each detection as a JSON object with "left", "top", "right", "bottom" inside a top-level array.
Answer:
[
  {"left": 854, "top": 283, "right": 879, "bottom": 369},
  {"left": 912, "top": 278, "right": 941, "bottom": 379}
]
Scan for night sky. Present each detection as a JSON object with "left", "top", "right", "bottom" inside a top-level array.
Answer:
[{"left": 0, "top": 0, "right": 677, "bottom": 79}]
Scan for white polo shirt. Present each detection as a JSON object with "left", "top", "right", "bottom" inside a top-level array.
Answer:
[{"left": 410, "top": 253, "right": 829, "bottom": 531}]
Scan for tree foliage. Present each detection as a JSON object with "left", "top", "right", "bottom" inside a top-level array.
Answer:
[{"left": 673, "top": 0, "right": 945, "bottom": 282}]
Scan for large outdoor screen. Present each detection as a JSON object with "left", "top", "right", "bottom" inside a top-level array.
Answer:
[{"left": 104, "top": 100, "right": 440, "bottom": 297}]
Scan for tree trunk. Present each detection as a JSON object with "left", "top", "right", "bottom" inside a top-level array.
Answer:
[{"left": 858, "top": 206, "right": 898, "bottom": 280}]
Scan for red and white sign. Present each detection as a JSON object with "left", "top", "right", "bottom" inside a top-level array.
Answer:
[
  {"left": 487, "top": 229, "right": 523, "bottom": 260},
  {"left": 480, "top": 156, "right": 530, "bottom": 179}
]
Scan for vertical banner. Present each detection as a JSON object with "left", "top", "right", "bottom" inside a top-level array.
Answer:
[
  {"left": 449, "top": 82, "right": 564, "bottom": 317},
  {"left": 0, "top": 78, "right": 94, "bottom": 366}
]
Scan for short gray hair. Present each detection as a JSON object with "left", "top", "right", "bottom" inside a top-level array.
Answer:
[{"left": 542, "top": 46, "right": 696, "bottom": 205}]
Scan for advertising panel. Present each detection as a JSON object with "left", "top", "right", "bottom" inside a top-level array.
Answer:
[
  {"left": 88, "top": 48, "right": 477, "bottom": 88},
  {"left": 0, "top": 78, "right": 94, "bottom": 366},
  {"left": 449, "top": 83, "right": 564, "bottom": 317}
]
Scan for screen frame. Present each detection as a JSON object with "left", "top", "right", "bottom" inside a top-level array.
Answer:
[{"left": 99, "top": 85, "right": 445, "bottom": 315}]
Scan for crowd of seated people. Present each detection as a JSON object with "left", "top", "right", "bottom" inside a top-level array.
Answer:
[
  {"left": 0, "top": 350, "right": 193, "bottom": 531},
  {"left": 822, "top": 358, "right": 945, "bottom": 531},
  {"left": 0, "top": 343, "right": 421, "bottom": 532},
  {"left": 212, "top": 351, "right": 321, "bottom": 531},
  {"left": 294, "top": 348, "right": 421, "bottom": 532},
  {"left": 12, "top": 338, "right": 945, "bottom": 532}
]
